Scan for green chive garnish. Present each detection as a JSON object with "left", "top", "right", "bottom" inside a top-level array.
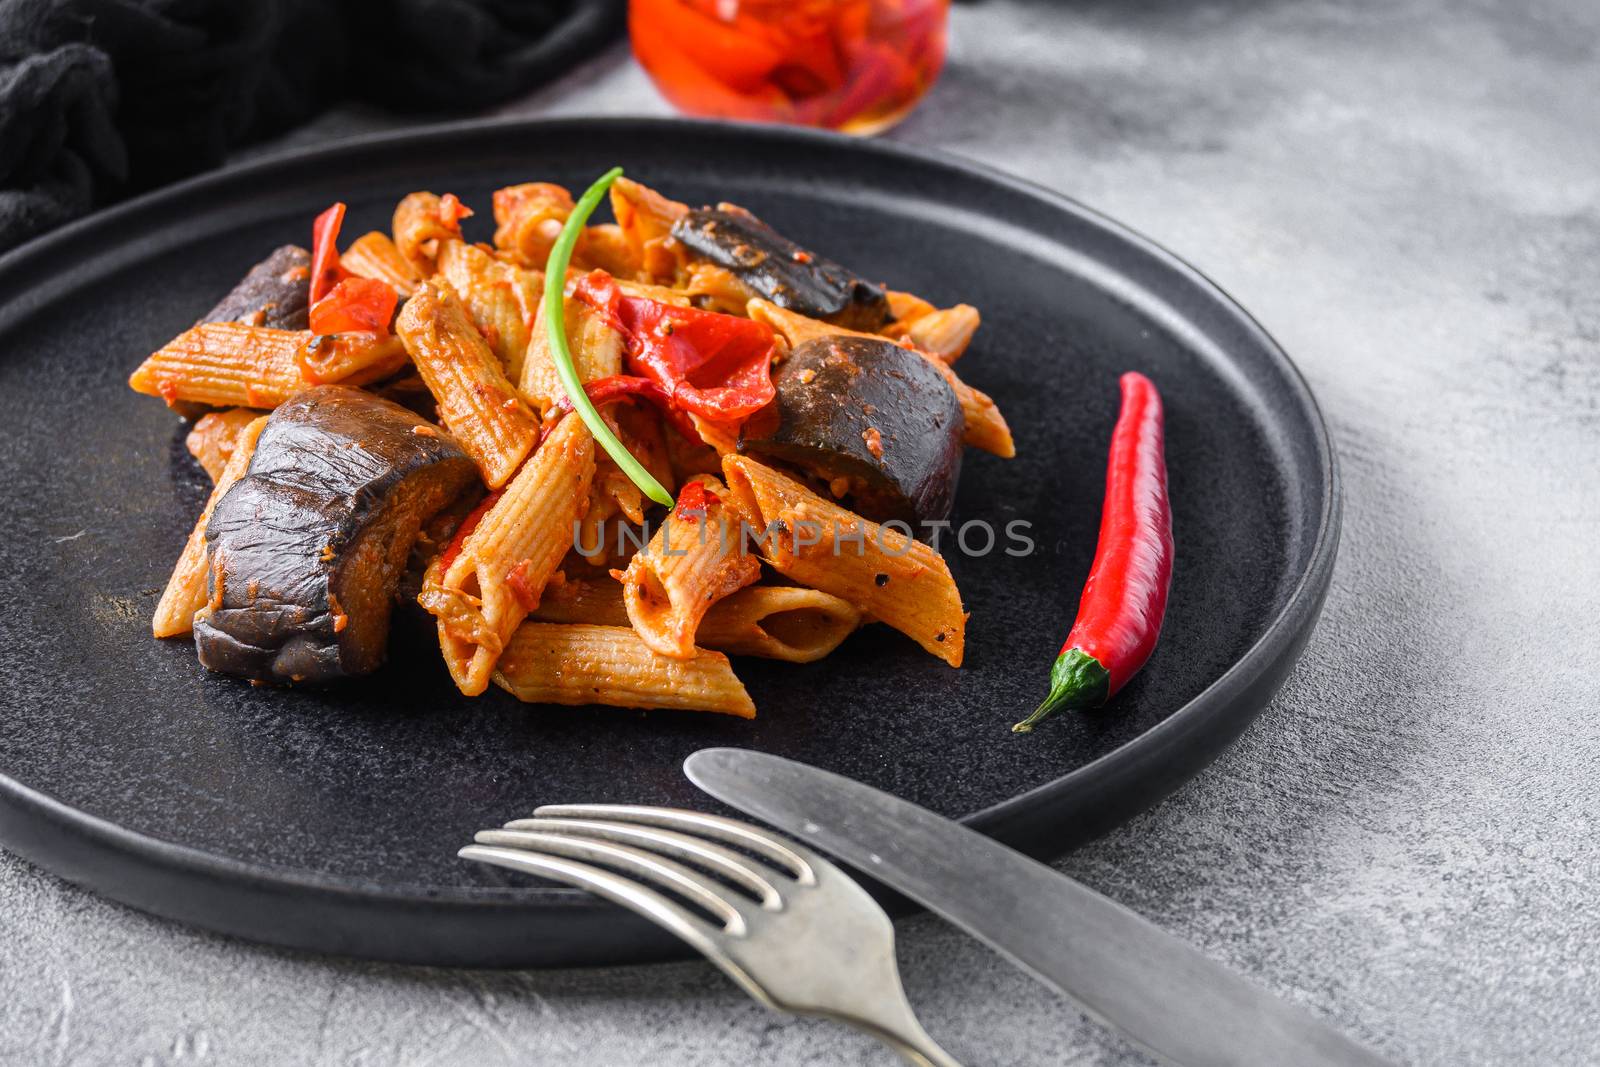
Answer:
[{"left": 544, "top": 166, "right": 673, "bottom": 507}]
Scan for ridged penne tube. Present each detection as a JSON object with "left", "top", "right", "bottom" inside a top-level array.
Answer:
[
  {"left": 722, "top": 454, "right": 966, "bottom": 666},
  {"left": 609, "top": 177, "right": 689, "bottom": 283},
  {"left": 703, "top": 585, "right": 862, "bottom": 662},
  {"left": 885, "top": 290, "right": 937, "bottom": 324},
  {"left": 493, "top": 623, "right": 755, "bottom": 718},
  {"left": 340, "top": 231, "right": 422, "bottom": 296},
  {"left": 152, "top": 415, "right": 268, "bottom": 637},
  {"left": 129, "top": 324, "right": 310, "bottom": 409},
  {"left": 393, "top": 192, "right": 459, "bottom": 275},
  {"left": 748, "top": 298, "right": 1013, "bottom": 458},
  {"left": 571, "top": 223, "right": 642, "bottom": 278},
  {"left": 681, "top": 261, "right": 751, "bottom": 315},
  {"left": 609, "top": 401, "right": 673, "bottom": 522},
  {"left": 435, "top": 239, "right": 543, "bottom": 382},
  {"left": 294, "top": 331, "right": 409, "bottom": 386},
  {"left": 419, "top": 414, "right": 595, "bottom": 695},
  {"left": 396, "top": 282, "right": 540, "bottom": 489},
  {"left": 619, "top": 476, "right": 760, "bottom": 659},
  {"left": 614, "top": 278, "right": 693, "bottom": 307},
  {"left": 185, "top": 407, "right": 262, "bottom": 483},
  {"left": 492, "top": 183, "right": 574, "bottom": 268},
  {"left": 535, "top": 580, "right": 861, "bottom": 664},
  {"left": 518, "top": 294, "right": 622, "bottom": 418}
]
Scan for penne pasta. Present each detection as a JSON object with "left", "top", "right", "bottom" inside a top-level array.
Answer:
[
  {"left": 493, "top": 623, "right": 755, "bottom": 718},
  {"left": 396, "top": 282, "right": 541, "bottom": 489},
  {"left": 393, "top": 191, "right": 460, "bottom": 275},
  {"left": 721, "top": 454, "right": 966, "bottom": 666},
  {"left": 418, "top": 414, "right": 595, "bottom": 695},
  {"left": 885, "top": 289, "right": 937, "bottom": 324},
  {"left": 130, "top": 324, "right": 310, "bottom": 409},
  {"left": 572, "top": 222, "right": 642, "bottom": 278},
  {"left": 535, "top": 580, "right": 861, "bottom": 663},
  {"left": 901, "top": 304, "right": 981, "bottom": 364},
  {"left": 748, "top": 298, "right": 1014, "bottom": 458},
  {"left": 518, "top": 291, "right": 623, "bottom": 418},
  {"left": 702, "top": 584, "right": 862, "bottom": 663},
  {"left": 618, "top": 475, "right": 761, "bottom": 659},
  {"left": 609, "top": 401, "right": 673, "bottom": 520},
  {"left": 152, "top": 414, "right": 268, "bottom": 637},
  {"left": 435, "top": 238, "right": 544, "bottom": 383},
  {"left": 185, "top": 407, "right": 263, "bottom": 483},
  {"left": 340, "top": 231, "right": 423, "bottom": 296},
  {"left": 681, "top": 261, "right": 751, "bottom": 315},
  {"left": 614, "top": 277, "right": 694, "bottom": 307},
  {"left": 492, "top": 183, "right": 575, "bottom": 268},
  {"left": 609, "top": 176, "right": 689, "bottom": 283},
  {"left": 130, "top": 170, "right": 1015, "bottom": 714},
  {"left": 294, "top": 331, "right": 409, "bottom": 386}
]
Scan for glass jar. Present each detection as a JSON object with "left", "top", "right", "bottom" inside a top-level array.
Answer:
[{"left": 630, "top": 0, "right": 949, "bottom": 136}]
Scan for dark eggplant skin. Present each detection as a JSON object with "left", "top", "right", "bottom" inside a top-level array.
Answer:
[
  {"left": 671, "top": 207, "right": 890, "bottom": 331},
  {"left": 201, "top": 244, "right": 312, "bottom": 330},
  {"left": 739, "top": 335, "right": 963, "bottom": 527},
  {"left": 194, "top": 386, "right": 477, "bottom": 685}
]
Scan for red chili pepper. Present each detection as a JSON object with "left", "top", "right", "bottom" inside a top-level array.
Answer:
[
  {"left": 571, "top": 271, "right": 776, "bottom": 423},
  {"left": 309, "top": 202, "right": 351, "bottom": 304},
  {"left": 309, "top": 276, "right": 398, "bottom": 336},
  {"left": 1015, "top": 372, "right": 1173, "bottom": 733}
]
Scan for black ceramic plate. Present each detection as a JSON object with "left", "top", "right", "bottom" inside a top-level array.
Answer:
[{"left": 0, "top": 118, "right": 1336, "bottom": 967}]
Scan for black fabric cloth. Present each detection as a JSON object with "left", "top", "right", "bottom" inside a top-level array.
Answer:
[{"left": 0, "top": 0, "right": 626, "bottom": 254}]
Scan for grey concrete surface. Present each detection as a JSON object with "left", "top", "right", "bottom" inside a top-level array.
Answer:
[{"left": 3, "top": 1, "right": 1598, "bottom": 1063}]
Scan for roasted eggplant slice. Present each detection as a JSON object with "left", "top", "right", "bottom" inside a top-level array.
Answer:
[
  {"left": 739, "top": 335, "right": 963, "bottom": 526},
  {"left": 194, "top": 386, "right": 478, "bottom": 684},
  {"left": 671, "top": 207, "right": 890, "bottom": 331},
  {"left": 201, "top": 245, "right": 312, "bottom": 330}
]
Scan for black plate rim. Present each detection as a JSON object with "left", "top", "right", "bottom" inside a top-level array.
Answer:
[{"left": 0, "top": 116, "right": 1340, "bottom": 964}]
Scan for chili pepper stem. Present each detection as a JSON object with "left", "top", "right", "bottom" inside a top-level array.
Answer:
[{"left": 1013, "top": 647, "right": 1111, "bottom": 733}]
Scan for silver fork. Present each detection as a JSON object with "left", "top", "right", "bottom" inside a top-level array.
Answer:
[{"left": 460, "top": 804, "right": 963, "bottom": 1067}]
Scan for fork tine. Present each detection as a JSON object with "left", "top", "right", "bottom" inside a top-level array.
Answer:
[
  {"left": 472, "top": 829, "right": 754, "bottom": 933},
  {"left": 502, "top": 818, "right": 784, "bottom": 908},
  {"left": 459, "top": 844, "right": 736, "bottom": 953},
  {"left": 532, "top": 804, "right": 816, "bottom": 885}
]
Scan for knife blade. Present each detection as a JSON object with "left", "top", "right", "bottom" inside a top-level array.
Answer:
[{"left": 685, "top": 748, "right": 1392, "bottom": 1067}]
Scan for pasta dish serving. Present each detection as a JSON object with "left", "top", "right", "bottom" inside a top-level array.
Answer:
[{"left": 130, "top": 169, "right": 1013, "bottom": 718}]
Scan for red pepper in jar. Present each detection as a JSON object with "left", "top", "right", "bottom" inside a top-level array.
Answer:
[{"left": 1014, "top": 372, "right": 1173, "bottom": 733}]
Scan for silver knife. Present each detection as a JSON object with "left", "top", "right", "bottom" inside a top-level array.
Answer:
[{"left": 685, "top": 748, "right": 1393, "bottom": 1067}]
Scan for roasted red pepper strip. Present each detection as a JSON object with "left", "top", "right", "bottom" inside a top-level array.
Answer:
[
  {"left": 309, "top": 202, "right": 351, "bottom": 304},
  {"left": 1015, "top": 372, "right": 1173, "bottom": 733},
  {"left": 309, "top": 276, "right": 398, "bottom": 336},
  {"left": 543, "top": 374, "right": 703, "bottom": 444},
  {"left": 674, "top": 478, "right": 712, "bottom": 522},
  {"left": 571, "top": 271, "right": 777, "bottom": 423}
]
